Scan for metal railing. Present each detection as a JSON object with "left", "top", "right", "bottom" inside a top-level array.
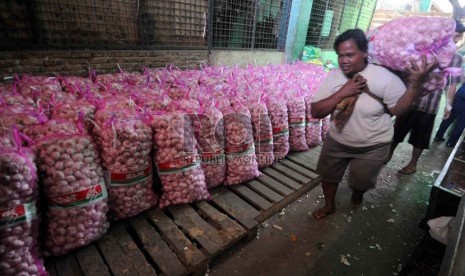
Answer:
[
  {"left": 305, "top": 0, "right": 377, "bottom": 50},
  {"left": 0, "top": 0, "right": 291, "bottom": 51}
]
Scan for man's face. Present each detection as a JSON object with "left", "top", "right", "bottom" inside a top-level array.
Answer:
[{"left": 337, "top": 39, "right": 368, "bottom": 78}]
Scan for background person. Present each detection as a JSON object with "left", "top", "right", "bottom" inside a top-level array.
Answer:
[
  {"left": 433, "top": 20, "right": 465, "bottom": 147},
  {"left": 434, "top": 84, "right": 465, "bottom": 147}
]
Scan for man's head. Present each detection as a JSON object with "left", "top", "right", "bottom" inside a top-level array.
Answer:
[
  {"left": 453, "top": 20, "right": 465, "bottom": 44},
  {"left": 333, "top": 29, "right": 369, "bottom": 78}
]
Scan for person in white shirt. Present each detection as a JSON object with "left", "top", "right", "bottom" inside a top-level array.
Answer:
[{"left": 310, "top": 29, "right": 437, "bottom": 219}]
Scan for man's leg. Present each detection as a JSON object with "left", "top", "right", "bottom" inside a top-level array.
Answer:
[
  {"left": 400, "top": 147, "right": 423, "bottom": 174},
  {"left": 402, "top": 111, "right": 435, "bottom": 174},
  {"left": 349, "top": 144, "right": 389, "bottom": 207},
  {"left": 388, "top": 112, "right": 413, "bottom": 164},
  {"left": 446, "top": 110, "right": 465, "bottom": 147},
  {"left": 446, "top": 89, "right": 465, "bottom": 146},
  {"left": 312, "top": 181, "right": 338, "bottom": 220},
  {"left": 313, "top": 136, "right": 347, "bottom": 220},
  {"left": 434, "top": 115, "right": 455, "bottom": 141}
]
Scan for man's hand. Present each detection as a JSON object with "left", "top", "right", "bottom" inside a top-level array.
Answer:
[
  {"left": 444, "top": 110, "right": 451, "bottom": 119},
  {"left": 339, "top": 74, "right": 367, "bottom": 98},
  {"left": 443, "top": 103, "right": 452, "bottom": 119},
  {"left": 405, "top": 55, "right": 438, "bottom": 86},
  {"left": 388, "top": 55, "right": 438, "bottom": 117}
]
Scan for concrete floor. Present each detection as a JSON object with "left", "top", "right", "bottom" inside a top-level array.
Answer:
[{"left": 208, "top": 110, "right": 454, "bottom": 276}]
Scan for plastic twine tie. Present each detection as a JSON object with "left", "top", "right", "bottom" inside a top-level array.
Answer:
[
  {"left": 111, "top": 117, "right": 118, "bottom": 149},
  {"left": 77, "top": 111, "right": 85, "bottom": 133}
]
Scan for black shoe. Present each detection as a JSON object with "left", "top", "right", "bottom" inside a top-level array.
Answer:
[
  {"left": 446, "top": 143, "right": 455, "bottom": 148},
  {"left": 434, "top": 137, "right": 445, "bottom": 142}
]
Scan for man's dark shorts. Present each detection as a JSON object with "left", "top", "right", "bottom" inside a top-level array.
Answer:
[
  {"left": 316, "top": 135, "right": 390, "bottom": 191},
  {"left": 392, "top": 110, "right": 436, "bottom": 149}
]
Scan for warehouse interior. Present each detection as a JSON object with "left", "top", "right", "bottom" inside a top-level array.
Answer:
[{"left": 1, "top": 0, "right": 465, "bottom": 276}]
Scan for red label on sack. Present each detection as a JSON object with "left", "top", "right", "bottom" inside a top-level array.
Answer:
[
  {"left": 289, "top": 117, "right": 305, "bottom": 124},
  {"left": 0, "top": 205, "right": 26, "bottom": 222},
  {"left": 0, "top": 203, "right": 35, "bottom": 228},
  {"left": 111, "top": 166, "right": 152, "bottom": 182},
  {"left": 257, "top": 133, "right": 273, "bottom": 142},
  {"left": 225, "top": 142, "right": 254, "bottom": 154},
  {"left": 157, "top": 155, "right": 200, "bottom": 171},
  {"left": 272, "top": 125, "right": 289, "bottom": 134},
  {"left": 48, "top": 184, "right": 105, "bottom": 208},
  {"left": 306, "top": 118, "right": 321, "bottom": 125}
]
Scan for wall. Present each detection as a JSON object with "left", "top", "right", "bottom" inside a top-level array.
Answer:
[
  {"left": 285, "top": 0, "right": 313, "bottom": 62},
  {"left": 209, "top": 50, "right": 285, "bottom": 67},
  {"left": 0, "top": 49, "right": 284, "bottom": 78},
  {"left": 0, "top": 50, "right": 209, "bottom": 78},
  {"left": 284, "top": 0, "right": 300, "bottom": 62}
]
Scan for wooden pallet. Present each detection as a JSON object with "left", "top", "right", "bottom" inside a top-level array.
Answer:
[
  {"left": 46, "top": 203, "right": 247, "bottom": 276},
  {"left": 223, "top": 148, "right": 321, "bottom": 223},
  {"left": 46, "top": 146, "right": 322, "bottom": 276}
]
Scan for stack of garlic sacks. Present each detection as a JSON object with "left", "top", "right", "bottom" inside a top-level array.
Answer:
[{"left": 0, "top": 62, "right": 327, "bottom": 275}]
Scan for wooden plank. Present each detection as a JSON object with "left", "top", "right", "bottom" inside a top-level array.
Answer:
[
  {"left": 167, "top": 205, "right": 226, "bottom": 256},
  {"left": 229, "top": 185, "right": 273, "bottom": 211},
  {"left": 288, "top": 146, "right": 321, "bottom": 163},
  {"left": 300, "top": 147, "right": 321, "bottom": 160},
  {"left": 246, "top": 180, "right": 284, "bottom": 203},
  {"left": 255, "top": 177, "right": 321, "bottom": 223},
  {"left": 271, "top": 163, "right": 312, "bottom": 184},
  {"left": 256, "top": 174, "right": 294, "bottom": 196},
  {"left": 54, "top": 254, "right": 84, "bottom": 276},
  {"left": 97, "top": 231, "right": 138, "bottom": 276},
  {"left": 112, "top": 223, "right": 158, "bottom": 276},
  {"left": 286, "top": 155, "right": 316, "bottom": 172},
  {"left": 210, "top": 186, "right": 259, "bottom": 231},
  {"left": 147, "top": 209, "right": 207, "bottom": 267},
  {"left": 75, "top": 245, "right": 111, "bottom": 276},
  {"left": 305, "top": 145, "right": 322, "bottom": 153},
  {"left": 288, "top": 151, "right": 319, "bottom": 169},
  {"left": 288, "top": 153, "right": 316, "bottom": 164},
  {"left": 195, "top": 201, "right": 247, "bottom": 241},
  {"left": 261, "top": 167, "right": 302, "bottom": 190},
  {"left": 130, "top": 216, "right": 187, "bottom": 276},
  {"left": 279, "top": 159, "right": 319, "bottom": 179}
]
